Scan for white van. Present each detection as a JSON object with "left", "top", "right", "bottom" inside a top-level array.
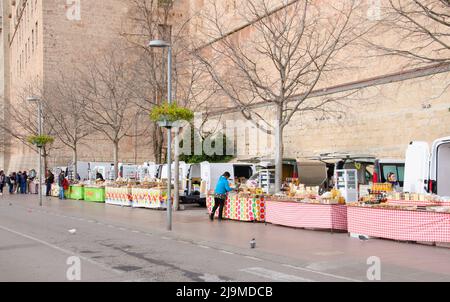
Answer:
[
  {"left": 157, "top": 161, "right": 255, "bottom": 205},
  {"left": 200, "top": 161, "right": 256, "bottom": 198},
  {"left": 159, "top": 162, "right": 189, "bottom": 181},
  {"left": 118, "top": 164, "right": 139, "bottom": 179},
  {"left": 90, "top": 163, "right": 114, "bottom": 180},
  {"left": 404, "top": 137, "right": 450, "bottom": 196},
  {"left": 137, "top": 162, "right": 161, "bottom": 180}
]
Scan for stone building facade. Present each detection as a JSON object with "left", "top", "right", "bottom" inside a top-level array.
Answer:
[
  {"left": 0, "top": 0, "right": 449, "bottom": 172},
  {"left": 0, "top": 0, "right": 153, "bottom": 172}
]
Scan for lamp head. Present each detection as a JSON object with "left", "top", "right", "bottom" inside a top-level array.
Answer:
[
  {"left": 27, "top": 96, "right": 40, "bottom": 102},
  {"left": 148, "top": 39, "right": 170, "bottom": 48}
]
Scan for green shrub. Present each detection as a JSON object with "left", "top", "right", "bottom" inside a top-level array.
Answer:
[
  {"left": 150, "top": 102, "right": 194, "bottom": 123},
  {"left": 27, "top": 135, "right": 55, "bottom": 148}
]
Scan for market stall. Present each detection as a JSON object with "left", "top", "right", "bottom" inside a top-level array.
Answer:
[
  {"left": 264, "top": 184, "right": 347, "bottom": 230},
  {"left": 206, "top": 192, "right": 266, "bottom": 222},
  {"left": 266, "top": 200, "right": 347, "bottom": 231},
  {"left": 348, "top": 192, "right": 450, "bottom": 243},
  {"left": 50, "top": 184, "right": 70, "bottom": 199},
  {"left": 69, "top": 184, "right": 84, "bottom": 200},
  {"left": 105, "top": 186, "right": 132, "bottom": 206},
  {"left": 51, "top": 184, "right": 60, "bottom": 197},
  {"left": 105, "top": 178, "right": 133, "bottom": 206},
  {"left": 131, "top": 187, "right": 168, "bottom": 209},
  {"left": 83, "top": 185, "right": 106, "bottom": 203}
]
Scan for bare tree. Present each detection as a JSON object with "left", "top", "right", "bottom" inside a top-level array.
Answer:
[
  {"left": 77, "top": 49, "right": 140, "bottom": 179},
  {"left": 123, "top": 0, "right": 203, "bottom": 164},
  {"left": 369, "top": 0, "right": 449, "bottom": 66},
  {"left": 44, "top": 71, "right": 91, "bottom": 180},
  {"left": 122, "top": 0, "right": 176, "bottom": 164},
  {"left": 0, "top": 83, "right": 58, "bottom": 172},
  {"left": 195, "top": 0, "right": 368, "bottom": 192}
]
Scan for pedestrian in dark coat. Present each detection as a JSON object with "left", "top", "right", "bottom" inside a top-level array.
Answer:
[
  {"left": 45, "top": 170, "right": 55, "bottom": 197},
  {"left": 16, "top": 172, "right": 21, "bottom": 193},
  {"left": 20, "top": 171, "right": 28, "bottom": 194},
  {"left": 0, "top": 170, "right": 5, "bottom": 194},
  {"left": 6, "top": 173, "right": 14, "bottom": 194}
]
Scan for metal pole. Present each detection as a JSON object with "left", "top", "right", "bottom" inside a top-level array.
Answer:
[
  {"left": 166, "top": 46, "right": 172, "bottom": 231},
  {"left": 38, "top": 101, "right": 43, "bottom": 207}
]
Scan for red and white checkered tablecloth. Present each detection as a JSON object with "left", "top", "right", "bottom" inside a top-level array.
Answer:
[
  {"left": 348, "top": 206, "right": 450, "bottom": 242},
  {"left": 265, "top": 200, "right": 348, "bottom": 231},
  {"left": 387, "top": 199, "right": 450, "bottom": 207}
]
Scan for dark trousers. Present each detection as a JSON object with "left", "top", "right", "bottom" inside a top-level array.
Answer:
[
  {"left": 211, "top": 197, "right": 225, "bottom": 220},
  {"left": 20, "top": 183, "right": 27, "bottom": 194},
  {"left": 46, "top": 183, "right": 52, "bottom": 196},
  {"left": 8, "top": 184, "right": 14, "bottom": 194},
  {"left": 0, "top": 183, "right": 3, "bottom": 193}
]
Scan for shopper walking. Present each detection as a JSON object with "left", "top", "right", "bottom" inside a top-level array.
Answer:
[
  {"left": 58, "top": 172, "right": 66, "bottom": 200},
  {"left": 0, "top": 170, "right": 5, "bottom": 195},
  {"left": 45, "top": 170, "right": 55, "bottom": 197},
  {"left": 210, "top": 172, "right": 234, "bottom": 221}
]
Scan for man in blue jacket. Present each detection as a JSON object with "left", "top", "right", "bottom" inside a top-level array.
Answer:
[{"left": 210, "top": 172, "right": 234, "bottom": 221}]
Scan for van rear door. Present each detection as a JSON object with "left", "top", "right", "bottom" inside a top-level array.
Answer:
[
  {"left": 404, "top": 141, "right": 430, "bottom": 193},
  {"left": 430, "top": 137, "right": 450, "bottom": 196}
]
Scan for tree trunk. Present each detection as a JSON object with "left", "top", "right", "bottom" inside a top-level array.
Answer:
[
  {"left": 173, "top": 127, "right": 180, "bottom": 211},
  {"left": 72, "top": 147, "right": 78, "bottom": 181},
  {"left": 113, "top": 140, "right": 119, "bottom": 180},
  {"left": 274, "top": 106, "right": 284, "bottom": 193}
]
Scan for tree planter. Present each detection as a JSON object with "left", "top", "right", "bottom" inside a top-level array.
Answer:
[
  {"left": 150, "top": 102, "right": 194, "bottom": 126},
  {"left": 27, "top": 135, "right": 54, "bottom": 148}
]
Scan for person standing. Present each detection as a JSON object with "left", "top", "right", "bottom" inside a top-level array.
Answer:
[
  {"left": 387, "top": 172, "right": 401, "bottom": 192},
  {"left": 7, "top": 173, "right": 14, "bottom": 194},
  {"left": 96, "top": 171, "right": 104, "bottom": 181},
  {"left": 20, "top": 171, "right": 28, "bottom": 194},
  {"left": 58, "top": 172, "right": 66, "bottom": 200},
  {"left": 11, "top": 172, "right": 17, "bottom": 194},
  {"left": 210, "top": 172, "right": 234, "bottom": 221},
  {"left": 45, "top": 170, "right": 55, "bottom": 197},
  {"left": 16, "top": 172, "right": 22, "bottom": 194},
  {"left": 0, "top": 171, "right": 5, "bottom": 195}
]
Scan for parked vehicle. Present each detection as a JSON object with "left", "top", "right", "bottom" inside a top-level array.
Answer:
[
  {"left": 137, "top": 162, "right": 160, "bottom": 180},
  {"left": 246, "top": 158, "right": 302, "bottom": 194},
  {"left": 404, "top": 137, "right": 450, "bottom": 197},
  {"left": 177, "top": 162, "right": 255, "bottom": 205},
  {"left": 374, "top": 159, "right": 405, "bottom": 187},
  {"left": 118, "top": 164, "right": 139, "bottom": 179},
  {"left": 89, "top": 163, "right": 114, "bottom": 180},
  {"left": 64, "top": 161, "right": 112, "bottom": 180},
  {"left": 309, "top": 153, "right": 404, "bottom": 191}
]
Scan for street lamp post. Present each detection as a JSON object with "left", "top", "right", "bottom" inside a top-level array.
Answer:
[
  {"left": 27, "top": 96, "right": 43, "bottom": 207},
  {"left": 148, "top": 39, "right": 173, "bottom": 231}
]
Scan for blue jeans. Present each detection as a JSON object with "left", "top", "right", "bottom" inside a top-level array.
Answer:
[{"left": 59, "top": 187, "right": 65, "bottom": 199}]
